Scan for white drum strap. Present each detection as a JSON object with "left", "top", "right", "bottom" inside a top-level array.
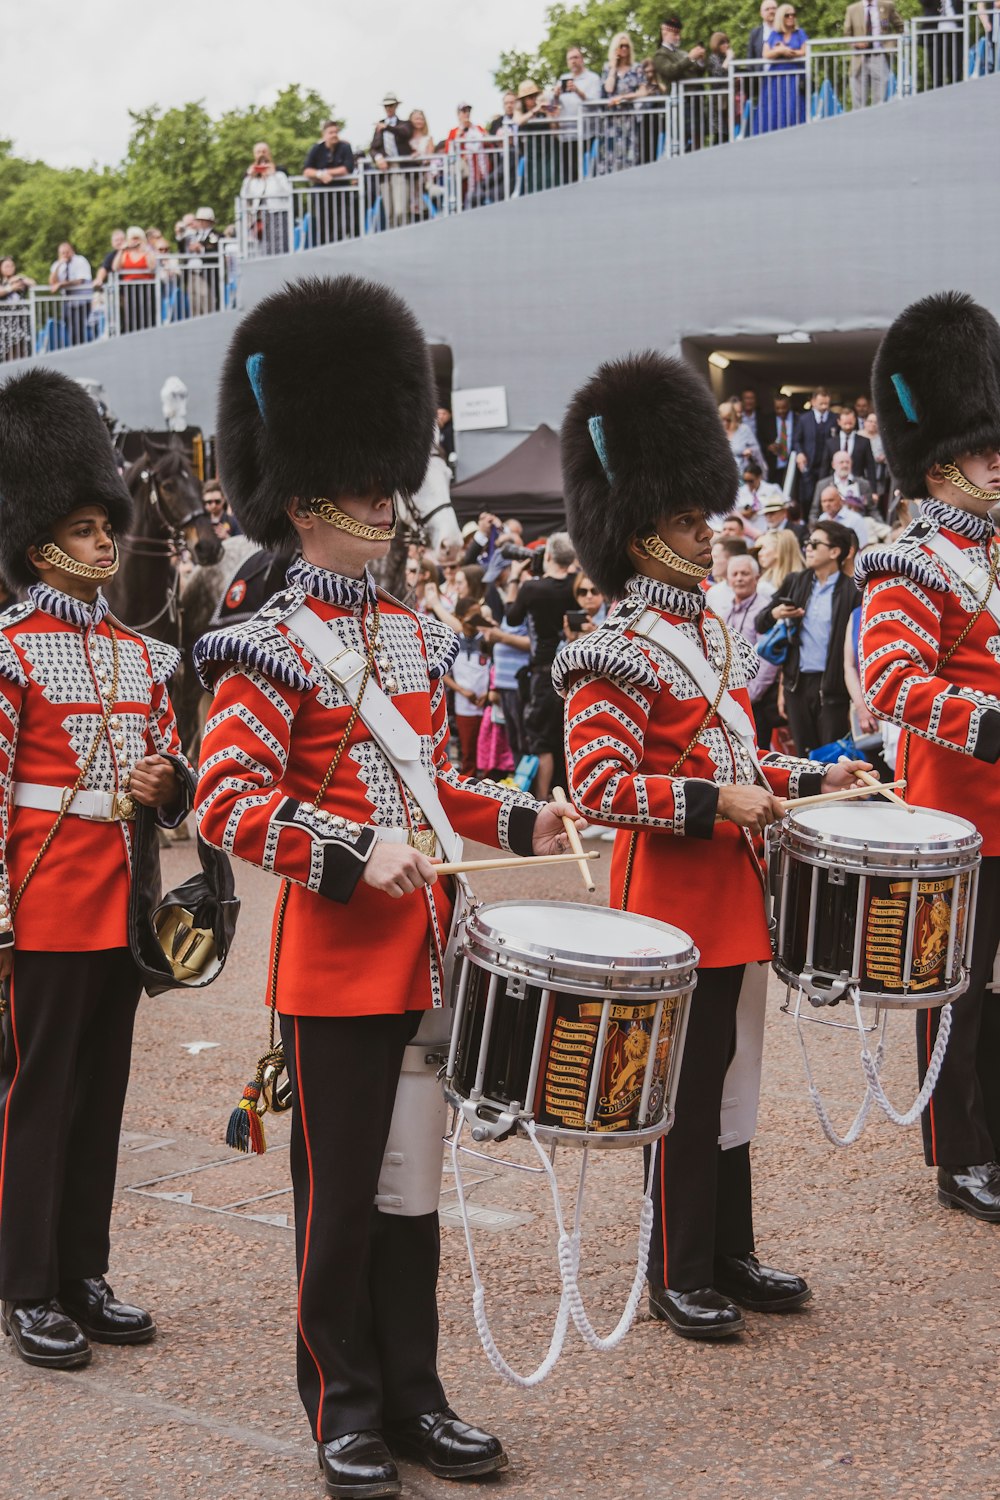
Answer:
[
  {"left": 923, "top": 533, "right": 1000, "bottom": 627},
  {"left": 449, "top": 1116, "right": 654, "bottom": 1384},
  {"left": 792, "top": 986, "right": 953, "bottom": 1147},
  {"left": 284, "top": 603, "right": 462, "bottom": 860}
]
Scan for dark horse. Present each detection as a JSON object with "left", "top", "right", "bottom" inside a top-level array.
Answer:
[{"left": 105, "top": 436, "right": 223, "bottom": 749}]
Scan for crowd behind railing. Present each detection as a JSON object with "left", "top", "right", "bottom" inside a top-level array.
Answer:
[{"left": 1, "top": 5, "right": 995, "bottom": 364}]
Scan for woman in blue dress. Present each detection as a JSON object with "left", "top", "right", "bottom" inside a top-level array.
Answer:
[
  {"left": 761, "top": 4, "right": 808, "bottom": 131},
  {"left": 598, "top": 33, "right": 646, "bottom": 172}
]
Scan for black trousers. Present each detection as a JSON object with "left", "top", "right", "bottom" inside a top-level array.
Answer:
[
  {"left": 784, "top": 672, "right": 850, "bottom": 756},
  {"left": 0, "top": 949, "right": 141, "bottom": 1302},
  {"left": 280, "top": 1011, "right": 446, "bottom": 1443},
  {"left": 645, "top": 965, "right": 755, "bottom": 1291},
  {"left": 918, "top": 856, "right": 1000, "bottom": 1167}
]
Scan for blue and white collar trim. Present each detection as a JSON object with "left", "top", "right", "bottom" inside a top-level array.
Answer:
[
  {"left": 29, "top": 583, "right": 110, "bottom": 629},
  {"left": 285, "top": 558, "right": 377, "bottom": 609},
  {"left": 921, "top": 499, "right": 994, "bottom": 543},
  {"left": 625, "top": 573, "right": 704, "bottom": 619}
]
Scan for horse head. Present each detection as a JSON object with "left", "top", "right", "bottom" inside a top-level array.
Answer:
[
  {"left": 397, "top": 453, "right": 462, "bottom": 553},
  {"left": 128, "top": 437, "right": 224, "bottom": 566}
]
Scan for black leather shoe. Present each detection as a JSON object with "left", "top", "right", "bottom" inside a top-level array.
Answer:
[
  {"left": 316, "top": 1432, "right": 400, "bottom": 1499},
  {"left": 1, "top": 1299, "right": 92, "bottom": 1369},
  {"left": 648, "top": 1284, "right": 745, "bottom": 1339},
  {"left": 58, "top": 1277, "right": 156, "bottom": 1345},
  {"left": 385, "top": 1408, "right": 509, "bottom": 1479},
  {"left": 713, "top": 1253, "right": 812, "bottom": 1312},
  {"left": 937, "top": 1163, "right": 1000, "bottom": 1222}
]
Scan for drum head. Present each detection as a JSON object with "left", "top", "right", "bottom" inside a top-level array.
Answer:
[{"left": 789, "top": 802, "right": 980, "bottom": 856}]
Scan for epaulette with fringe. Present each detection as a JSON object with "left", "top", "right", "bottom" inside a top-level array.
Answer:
[
  {"left": 0, "top": 601, "right": 33, "bottom": 687},
  {"left": 138, "top": 634, "right": 183, "bottom": 685},
  {"left": 854, "top": 517, "right": 947, "bottom": 592},
  {"left": 193, "top": 587, "right": 310, "bottom": 692},
  {"left": 416, "top": 613, "right": 460, "bottom": 681},
  {"left": 551, "top": 604, "right": 660, "bottom": 696}
]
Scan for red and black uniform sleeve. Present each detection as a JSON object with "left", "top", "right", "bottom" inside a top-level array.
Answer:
[{"left": 860, "top": 572, "right": 1000, "bottom": 763}]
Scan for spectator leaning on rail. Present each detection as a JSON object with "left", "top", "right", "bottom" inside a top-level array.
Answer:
[
  {"left": 653, "top": 13, "right": 707, "bottom": 91},
  {"left": 748, "top": 0, "right": 778, "bottom": 57},
  {"left": 303, "top": 122, "right": 356, "bottom": 246},
  {"left": 371, "top": 92, "right": 414, "bottom": 228},
  {"left": 239, "top": 142, "right": 293, "bottom": 256},
  {"left": 755, "top": 517, "right": 858, "bottom": 755},
  {"left": 503, "top": 532, "right": 577, "bottom": 799},
  {"left": 445, "top": 104, "right": 493, "bottom": 208},
  {"left": 179, "top": 208, "right": 221, "bottom": 316},
  {"left": 844, "top": 0, "right": 904, "bottom": 108},
  {"left": 92, "top": 230, "right": 125, "bottom": 291}
]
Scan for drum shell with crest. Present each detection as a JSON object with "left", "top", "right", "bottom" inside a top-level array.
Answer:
[
  {"left": 445, "top": 900, "right": 697, "bottom": 1149},
  {"left": 772, "top": 803, "right": 982, "bottom": 1009}
]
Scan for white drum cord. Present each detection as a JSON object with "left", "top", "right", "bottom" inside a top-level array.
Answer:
[
  {"left": 792, "top": 985, "right": 953, "bottom": 1146},
  {"left": 449, "top": 1115, "right": 655, "bottom": 1384}
]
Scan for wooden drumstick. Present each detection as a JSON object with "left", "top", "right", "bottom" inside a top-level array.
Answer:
[
  {"left": 433, "top": 851, "right": 600, "bottom": 877},
  {"left": 782, "top": 779, "right": 906, "bottom": 812},
  {"left": 839, "top": 758, "right": 911, "bottom": 810},
  {"left": 551, "top": 785, "right": 596, "bottom": 893}
]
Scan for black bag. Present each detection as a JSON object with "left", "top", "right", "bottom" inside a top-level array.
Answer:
[{"left": 128, "top": 758, "right": 240, "bottom": 996}]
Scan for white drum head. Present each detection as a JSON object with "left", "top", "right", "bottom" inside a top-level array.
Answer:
[
  {"left": 792, "top": 802, "right": 975, "bottom": 849},
  {"left": 476, "top": 900, "right": 691, "bottom": 961}
]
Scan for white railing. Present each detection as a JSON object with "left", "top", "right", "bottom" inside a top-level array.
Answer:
[{"left": 1, "top": 17, "right": 990, "bottom": 366}]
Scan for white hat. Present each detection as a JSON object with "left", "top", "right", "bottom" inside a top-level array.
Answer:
[
  {"left": 761, "top": 495, "right": 788, "bottom": 514},
  {"left": 195, "top": 206, "right": 216, "bottom": 222}
]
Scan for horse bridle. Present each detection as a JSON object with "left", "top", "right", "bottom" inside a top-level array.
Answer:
[{"left": 119, "top": 451, "right": 214, "bottom": 631}]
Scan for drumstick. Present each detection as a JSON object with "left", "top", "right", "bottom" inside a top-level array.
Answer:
[
  {"left": 838, "top": 758, "right": 910, "bottom": 810},
  {"left": 551, "top": 785, "right": 596, "bottom": 893},
  {"left": 433, "top": 851, "right": 600, "bottom": 877},
  {"left": 782, "top": 779, "right": 906, "bottom": 812}
]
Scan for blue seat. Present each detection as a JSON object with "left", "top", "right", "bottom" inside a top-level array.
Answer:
[
  {"left": 36, "top": 317, "right": 67, "bottom": 353},
  {"left": 811, "top": 79, "right": 843, "bottom": 118},
  {"left": 885, "top": 68, "right": 898, "bottom": 99},
  {"left": 294, "top": 211, "right": 312, "bottom": 251},
  {"left": 365, "top": 194, "right": 384, "bottom": 234}
]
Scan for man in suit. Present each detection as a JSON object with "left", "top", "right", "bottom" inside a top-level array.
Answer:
[
  {"left": 822, "top": 407, "right": 877, "bottom": 489},
  {"left": 748, "top": 0, "right": 778, "bottom": 57},
  {"left": 811, "top": 448, "right": 873, "bottom": 519},
  {"left": 369, "top": 92, "right": 414, "bottom": 229},
  {"left": 920, "top": 0, "right": 965, "bottom": 86},
  {"left": 795, "top": 387, "right": 838, "bottom": 506},
  {"left": 843, "top": 0, "right": 905, "bottom": 108},
  {"left": 760, "top": 393, "right": 800, "bottom": 486}
]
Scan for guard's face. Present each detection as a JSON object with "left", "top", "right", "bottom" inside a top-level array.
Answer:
[
  {"left": 51, "top": 506, "right": 116, "bottom": 569},
  {"left": 662, "top": 509, "right": 715, "bottom": 568}
]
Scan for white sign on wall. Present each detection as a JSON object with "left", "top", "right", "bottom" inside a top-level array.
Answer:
[{"left": 452, "top": 386, "right": 509, "bottom": 432}]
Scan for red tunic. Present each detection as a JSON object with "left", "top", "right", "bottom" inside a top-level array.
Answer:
[
  {"left": 193, "top": 561, "right": 541, "bottom": 1017},
  {"left": 554, "top": 575, "right": 826, "bottom": 968},
  {"left": 858, "top": 499, "right": 1000, "bottom": 854},
  {"left": 0, "top": 585, "right": 187, "bottom": 952}
]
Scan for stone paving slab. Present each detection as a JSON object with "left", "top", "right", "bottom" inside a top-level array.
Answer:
[{"left": 1, "top": 843, "right": 997, "bottom": 1499}]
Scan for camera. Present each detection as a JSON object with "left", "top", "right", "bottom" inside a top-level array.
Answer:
[
  {"left": 560, "top": 73, "right": 573, "bottom": 91},
  {"left": 500, "top": 542, "right": 544, "bottom": 577},
  {"left": 565, "top": 609, "right": 588, "bottom": 630}
]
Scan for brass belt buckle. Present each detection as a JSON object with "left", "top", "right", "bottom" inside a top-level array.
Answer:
[
  {"left": 408, "top": 828, "right": 437, "bottom": 857},
  {"left": 114, "top": 792, "right": 136, "bottom": 820}
]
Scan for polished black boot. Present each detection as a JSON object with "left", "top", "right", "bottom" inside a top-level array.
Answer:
[
  {"left": 385, "top": 1408, "right": 508, "bottom": 1478},
  {"left": 648, "top": 1283, "right": 745, "bottom": 1339},
  {"left": 58, "top": 1277, "right": 156, "bottom": 1344},
  {"left": 316, "top": 1433, "right": 400, "bottom": 1499},
  {"left": 1, "top": 1299, "right": 92, "bottom": 1369},
  {"left": 937, "top": 1163, "right": 1000, "bottom": 1222},
  {"left": 713, "top": 1254, "right": 812, "bottom": 1312}
]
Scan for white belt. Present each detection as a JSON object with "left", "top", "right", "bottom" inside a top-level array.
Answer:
[
  {"left": 12, "top": 782, "right": 136, "bottom": 822},
  {"left": 373, "top": 827, "right": 441, "bottom": 856}
]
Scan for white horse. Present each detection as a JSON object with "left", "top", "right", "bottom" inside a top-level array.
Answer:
[
  {"left": 160, "top": 375, "right": 189, "bottom": 432},
  {"left": 397, "top": 452, "right": 462, "bottom": 552}
]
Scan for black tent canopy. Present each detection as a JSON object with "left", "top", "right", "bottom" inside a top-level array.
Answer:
[{"left": 451, "top": 425, "right": 565, "bottom": 541}]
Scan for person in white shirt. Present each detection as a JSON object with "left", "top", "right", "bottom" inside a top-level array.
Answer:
[
  {"left": 818, "top": 484, "right": 869, "bottom": 548},
  {"left": 48, "top": 242, "right": 93, "bottom": 347}
]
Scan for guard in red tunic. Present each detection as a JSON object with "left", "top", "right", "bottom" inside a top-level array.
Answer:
[
  {"left": 554, "top": 352, "right": 865, "bottom": 1340},
  {"left": 194, "top": 276, "right": 576, "bottom": 1499},
  {"left": 859, "top": 291, "right": 1000, "bottom": 1221},
  {"left": 0, "top": 370, "right": 190, "bottom": 1370}
]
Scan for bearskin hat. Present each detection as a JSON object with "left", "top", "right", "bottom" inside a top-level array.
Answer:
[
  {"left": 872, "top": 291, "right": 1000, "bottom": 499},
  {"left": 0, "top": 368, "right": 133, "bottom": 590},
  {"left": 216, "top": 274, "right": 436, "bottom": 548},
  {"left": 561, "top": 351, "right": 737, "bottom": 598}
]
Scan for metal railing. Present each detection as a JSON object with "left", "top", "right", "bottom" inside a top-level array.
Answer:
[{"left": 1, "top": 16, "right": 990, "bottom": 366}]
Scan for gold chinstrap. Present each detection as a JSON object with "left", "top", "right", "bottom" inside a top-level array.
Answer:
[
  {"left": 37, "top": 538, "right": 121, "bottom": 581},
  {"left": 309, "top": 498, "right": 398, "bottom": 542},
  {"left": 638, "top": 532, "right": 711, "bottom": 580},
  {"left": 940, "top": 464, "right": 1000, "bottom": 504}
]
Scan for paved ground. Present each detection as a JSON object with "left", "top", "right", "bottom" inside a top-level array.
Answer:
[{"left": 2, "top": 837, "right": 998, "bottom": 1500}]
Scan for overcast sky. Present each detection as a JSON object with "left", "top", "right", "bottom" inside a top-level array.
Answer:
[{"left": 6, "top": 1, "right": 551, "bottom": 170}]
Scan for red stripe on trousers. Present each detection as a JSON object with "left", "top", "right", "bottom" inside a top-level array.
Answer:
[
  {"left": 925, "top": 1007, "right": 939, "bottom": 1166},
  {"left": 294, "top": 1017, "right": 327, "bottom": 1442},
  {"left": 0, "top": 975, "right": 21, "bottom": 1244}
]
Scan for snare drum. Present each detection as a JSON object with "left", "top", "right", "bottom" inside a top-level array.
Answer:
[
  {"left": 773, "top": 803, "right": 981, "bottom": 1008},
  {"left": 445, "top": 900, "right": 696, "bottom": 1148}
]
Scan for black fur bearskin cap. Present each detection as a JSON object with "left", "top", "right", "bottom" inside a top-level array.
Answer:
[
  {"left": 561, "top": 350, "right": 737, "bottom": 598},
  {"left": 0, "top": 368, "right": 133, "bottom": 590},
  {"left": 216, "top": 274, "right": 436, "bottom": 548},
  {"left": 873, "top": 290, "right": 1000, "bottom": 499}
]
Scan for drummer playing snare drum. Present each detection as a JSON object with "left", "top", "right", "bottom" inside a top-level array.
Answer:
[
  {"left": 554, "top": 352, "right": 869, "bottom": 1341},
  {"left": 859, "top": 292, "right": 1000, "bottom": 1224}
]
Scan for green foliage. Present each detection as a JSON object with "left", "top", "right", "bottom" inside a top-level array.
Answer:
[
  {"left": 0, "top": 85, "right": 334, "bottom": 283},
  {"left": 498, "top": 0, "right": 922, "bottom": 87}
]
